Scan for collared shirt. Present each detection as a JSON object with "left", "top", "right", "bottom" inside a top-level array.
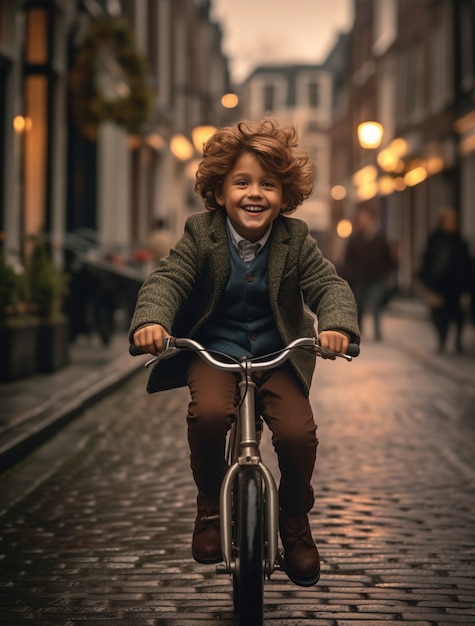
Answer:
[{"left": 227, "top": 218, "right": 272, "bottom": 263}]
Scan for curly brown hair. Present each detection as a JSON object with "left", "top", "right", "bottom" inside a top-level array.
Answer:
[{"left": 194, "top": 119, "right": 316, "bottom": 214}]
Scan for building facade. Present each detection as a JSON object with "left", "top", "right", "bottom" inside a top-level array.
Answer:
[
  {"left": 0, "top": 0, "right": 234, "bottom": 270},
  {"left": 238, "top": 63, "right": 334, "bottom": 245},
  {"left": 330, "top": 0, "right": 475, "bottom": 294}
]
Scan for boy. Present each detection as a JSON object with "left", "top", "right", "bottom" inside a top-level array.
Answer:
[{"left": 129, "top": 119, "right": 360, "bottom": 586}]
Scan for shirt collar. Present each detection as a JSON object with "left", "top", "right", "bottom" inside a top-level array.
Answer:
[{"left": 227, "top": 217, "right": 272, "bottom": 253}]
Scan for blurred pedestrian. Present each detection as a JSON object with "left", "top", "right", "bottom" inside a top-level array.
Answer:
[
  {"left": 147, "top": 217, "right": 173, "bottom": 270},
  {"left": 419, "top": 206, "right": 472, "bottom": 353},
  {"left": 343, "top": 206, "right": 395, "bottom": 341}
]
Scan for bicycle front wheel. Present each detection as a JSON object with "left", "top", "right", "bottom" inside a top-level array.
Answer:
[{"left": 233, "top": 467, "right": 264, "bottom": 626}]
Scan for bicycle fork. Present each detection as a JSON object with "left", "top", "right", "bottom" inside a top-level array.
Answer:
[{"left": 216, "top": 371, "right": 280, "bottom": 578}]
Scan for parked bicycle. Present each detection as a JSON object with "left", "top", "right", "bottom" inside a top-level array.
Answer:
[{"left": 131, "top": 336, "right": 358, "bottom": 625}]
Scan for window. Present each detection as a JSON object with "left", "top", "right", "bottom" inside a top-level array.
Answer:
[
  {"left": 22, "top": 5, "right": 52, "bottom": 246},
  {"left": 25, "top": 8, "right": 48, "bottom": 64},
  {"left": 308, "top": 81, "right": 319, "bottom": 108},
  {"left": 400, "top": 41, "right": 424, "bottom": 122},
  {"left": 263, "top": 84, "right": 275, "bottom": 112},
  {"left": 459, "top": 1, "right": 474, "bottom": 91},
  {"left": 373, "top": 0, "right": 397, "bottom": 56},
  {"left": 429, "top": 13, "right": 452, "bottom": 110}
]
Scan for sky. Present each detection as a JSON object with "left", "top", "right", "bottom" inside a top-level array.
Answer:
[{"left": 210, "top": 0, "right": 354, "bottom": 84}]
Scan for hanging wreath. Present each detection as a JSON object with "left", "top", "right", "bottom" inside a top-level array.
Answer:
[{"left": 69, "top": 18, "right": 153, "bottom": 141}]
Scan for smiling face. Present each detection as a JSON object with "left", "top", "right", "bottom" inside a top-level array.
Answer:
[{"left": 215, "top": 152, "right": 287, "bottom": 242}]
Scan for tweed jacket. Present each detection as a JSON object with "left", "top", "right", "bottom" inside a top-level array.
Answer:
[{"left": 129, "top": 209, "right": 360, "bottom": 395}]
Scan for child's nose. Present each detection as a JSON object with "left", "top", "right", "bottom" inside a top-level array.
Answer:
[{"left": 247, "top": 183, "right": 262, "bottom": 196}]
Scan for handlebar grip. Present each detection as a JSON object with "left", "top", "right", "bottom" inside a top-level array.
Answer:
[
  {"left": 129, "top": 338, "right": 173, "bottom": 357},
  {"left": 129, "top": 344, "right": 144, "bottom": 356},
  {"left": 347, "top": 343, "right": 360, "bottom": 357}
]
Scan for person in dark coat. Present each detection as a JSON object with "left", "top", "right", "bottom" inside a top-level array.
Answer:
[
  {"left": 419, "top": 206, "right": 472, "bottom": 353},
  {"left": 343, "top": 206, "right": 395, "bottom": 341}
]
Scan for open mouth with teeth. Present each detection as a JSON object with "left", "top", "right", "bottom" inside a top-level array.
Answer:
[{"left": 242, "top": 205, "right": 265, "bottom": 213}]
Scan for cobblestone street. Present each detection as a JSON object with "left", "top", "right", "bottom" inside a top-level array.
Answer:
[{"left": 1, "top": 317, "right": 475, "bottom": 625}]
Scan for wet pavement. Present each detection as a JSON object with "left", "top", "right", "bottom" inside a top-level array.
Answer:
[
  {"left": 0, "top": 299, "right": 474, "bottom": 625},
  {"left": 0, "top": 331, "right": 141, "bottom": 473}
]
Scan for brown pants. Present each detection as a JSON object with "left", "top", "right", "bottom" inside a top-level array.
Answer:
[{"left": 186, "top": 357, "right": 318, "bottom": 516}]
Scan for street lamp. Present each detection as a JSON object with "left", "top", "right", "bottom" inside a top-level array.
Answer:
[
  {"left": 357, "top": 121, "right": 384, "bottom": 149},
  {"left": 354, "top": 121, "right": 387, "bottom": 200}
]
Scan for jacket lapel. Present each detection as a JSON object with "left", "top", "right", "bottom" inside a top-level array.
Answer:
[
  {"left": 267, "top": 217, "right": 290, "bottom": 301},
  {"left": 208, "top": 209, "right": 231, "bottom": 298}
]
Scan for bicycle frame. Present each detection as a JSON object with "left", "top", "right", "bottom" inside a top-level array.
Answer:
[{"left": 218, "top": 363, "right": 280, "bottom": 577}]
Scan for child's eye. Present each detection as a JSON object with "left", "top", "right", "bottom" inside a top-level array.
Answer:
[
  {"left": 235, "top": 180, "right": 248, "bottom": 187},
  {"left": 262, "top": 181, "right": 275, "bottom": 188}
]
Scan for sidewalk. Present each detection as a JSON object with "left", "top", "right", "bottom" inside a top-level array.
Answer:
[
  {"left": 0, "top": 298, "right": 473, "bottom": 473},
  {"left": 0, "top": 331, "right": 147, "bottom": 472},
  {"left": 384, "top": 296, "right": 475, "bottom": 386}
]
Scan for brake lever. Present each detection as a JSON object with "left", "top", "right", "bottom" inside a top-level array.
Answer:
[
  {"left": 316, "top": 345, "right": 354, "bottom": 362},
  {"left": 144, "top": 337, "right": 180, "bottom": 368}
]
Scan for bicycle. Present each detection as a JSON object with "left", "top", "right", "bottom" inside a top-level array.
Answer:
[{"left": 131, "top": 336, "right": 359, "bottom": 625}]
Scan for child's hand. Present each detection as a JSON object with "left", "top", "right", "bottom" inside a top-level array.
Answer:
[
  {"left": 318, "top": 330, "right": 349, "bottom": 358},
  {"left": 133, "top": 324, "right": 170, "bottom": 355}
]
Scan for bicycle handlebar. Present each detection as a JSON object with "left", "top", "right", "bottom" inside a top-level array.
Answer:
[{"left": 129, "top": 337, "right": 359, "bottom": 371}]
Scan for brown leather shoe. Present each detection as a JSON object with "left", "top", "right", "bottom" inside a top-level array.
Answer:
[
  {"left": 192, "top": 496, "right": 222, "bottom": 564},
  {"left": 279, "top": 511, "right": 320, "bottom": 586}
]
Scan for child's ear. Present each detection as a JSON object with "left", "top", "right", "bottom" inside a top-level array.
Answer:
[{"left": 215, "top": 190, "right": 225, "bottom": 206}]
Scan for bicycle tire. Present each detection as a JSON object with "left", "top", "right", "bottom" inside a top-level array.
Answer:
[{"left": 233, "top": 467, "right": 264, "bottom": 626}]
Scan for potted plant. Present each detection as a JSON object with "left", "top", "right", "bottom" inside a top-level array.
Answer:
[
  {"left": 0, "top": 253, "right": 38, "bottom": 382},
  {"left": 27, "top": 240, "right": 70, "bottom": 373}
]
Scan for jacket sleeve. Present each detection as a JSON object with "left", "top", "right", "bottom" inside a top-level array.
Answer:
[{"left": 299, "top": 232, "right": 360, "bottom": 343}]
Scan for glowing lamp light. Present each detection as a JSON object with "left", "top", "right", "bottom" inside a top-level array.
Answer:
[
  {"left": 146, "top": 133, "right": 165, "bottom": 151},
  {"left": 379, "top": 175, "right": 395, "bottom": 196},
  {"left": 404, "top": 165, "right": 427, "bottom": 187},
  {"left": 377, "top": 148, "right": 398, "bottom": 172},
  {"left": 170, "top": 134, "right": 194, "bottom": 161},
  {"left": 331, "top": 185, "right": 347, "bottom": 201},
  {"left": 221, "top": 93, "right": 239, "bottom": 109},
  {"left": 352, "top": 164, "right": 378, "bottom": 188},
  {"left": 126, "top": 135, "right": 141, "bottom": 150},
  {"left": 356, "top": 181, "right": 378, "bottom": 201},
  {"left": 357, "top": 121, "right": 384, "bottom": 149},
  {"left": 13, "top": 115, "right": 32, "bottom": 133},
  {"left": 191, "top": 124, "right": 217, "bottom": 153},
  {"left": 390, "top": 137, "right": 409, "bottom": 157},
  {"left": 336, "top": 219, "right": 353, "bottom": 239},
  {"left": 426, "top": 156, "right": 444, "bottom": 174}
]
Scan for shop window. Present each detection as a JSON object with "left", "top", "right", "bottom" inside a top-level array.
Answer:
[
  {"left": 25, "top": 8, "right": 48, "bottom": 65},
  {"left": 24, "top": 75, "right": 47, "bottom": 240},
  {"left": 21, "top": 4, "right": 51, "bottom": 253}
]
